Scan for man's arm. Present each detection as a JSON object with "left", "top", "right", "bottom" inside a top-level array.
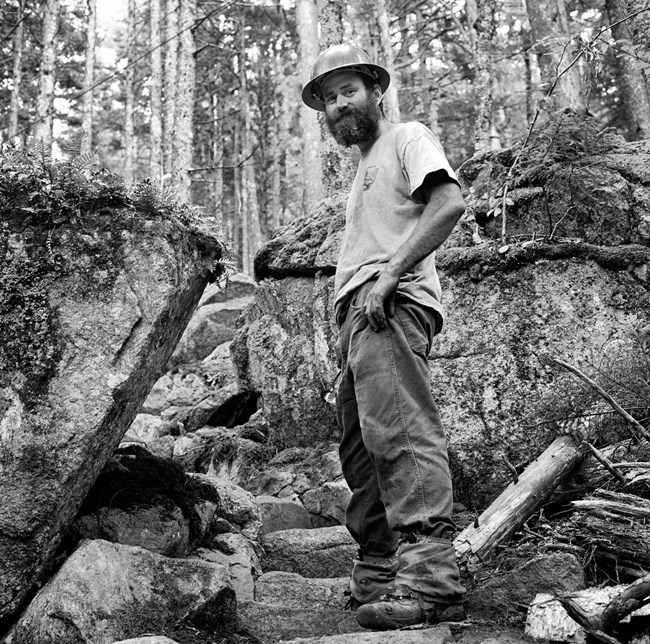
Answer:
[{"left": 363, "top": 175, "right": 466, "bottom": 331}]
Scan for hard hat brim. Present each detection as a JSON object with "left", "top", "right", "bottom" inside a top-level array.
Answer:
[{"left": 301, "top": 63, "right": 390, "bottom": 112}]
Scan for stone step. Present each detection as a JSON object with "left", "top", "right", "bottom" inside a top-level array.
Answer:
[
  {"left": 274, "top": 625, "right": 454, "bottom": 644},
  {"left": 255, "top": 571, "right": 349, "bottom": 610},
  {"left": 261, "top": 526, "right": 356, "bottom": 578},
  {"left": 238, "top": 601, "right": 362, "bottom": 642}
]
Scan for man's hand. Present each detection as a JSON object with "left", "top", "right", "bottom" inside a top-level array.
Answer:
[{"left": 364, "top": 270, "right": 400, "bottom": 331}]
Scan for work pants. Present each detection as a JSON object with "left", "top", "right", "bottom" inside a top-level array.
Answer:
[{"left": 336, "top": 281, "right": 465, "bottom": 607}]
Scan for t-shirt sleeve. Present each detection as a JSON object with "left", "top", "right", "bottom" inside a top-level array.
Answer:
[{"left": 399, "top": 124, "right": 459, "bottom": 199}]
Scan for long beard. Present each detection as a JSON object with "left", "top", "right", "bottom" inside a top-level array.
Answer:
[{"left": 325, "top": 99, "right": 382, "bottom": 147}]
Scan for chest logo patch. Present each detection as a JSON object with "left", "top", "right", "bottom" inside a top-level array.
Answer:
[{"left": 363, "top": 166, "right": 378, "bottom": 190}]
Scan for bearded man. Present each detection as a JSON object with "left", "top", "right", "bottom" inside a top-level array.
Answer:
[{"left": 301, "top": 44, "right": 467, "bottom": 630}]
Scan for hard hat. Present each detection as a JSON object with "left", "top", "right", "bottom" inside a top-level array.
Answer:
[{"left": 301, "top": 44, "right": 390, "bottom": 112}]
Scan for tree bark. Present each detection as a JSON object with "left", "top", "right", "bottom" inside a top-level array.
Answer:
[
  {"left": 622, "top": 0, "right": 650, "bottom": 87},
  {"left": 163, "top": 0, "right": 179, "bottom": 178},
  {"left": 465, "top": 0, "right": 498, "bottom": 153},
  {"left": 526, "top": 0, "right": 585, "bottom": 110},
  {"left": 124, "top": 0, "right": 137, "bottom": 184},
  {"left": 150, "top": 0, "right": 164, "bottom": 183},
  {"left": 374, "top": 0, "right": 400, "bottom": 122},
  {"left": 81, "top": 0, "right": 96, "bottom": 154},
  {"left": 8, "top": 0, "right": 25, "bottom": 140},
  {"left": 34, "top": 0, "right": 60, "bottom": 151},
  {"left": 316, "top": 0, "right": 354, "bottom": 194},
  {"left": 454, "top": 436, "right": 585, "bottom": 565},
  {"left": 237, "top": 9, "right": 262, "bottom": 275},
  {"left": 415, "top": 7, "right": 441, "bottom": 138},
  {"left": 296, "top": 0, "right": 324, "bottom": 214},
  {"left": 171, "top": 0, "right": 196, "bottom": 202},
  {"left": 606, "top": 0, "right": 650, "bottom": 139}
]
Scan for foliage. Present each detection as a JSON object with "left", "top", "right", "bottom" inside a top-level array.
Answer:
[{"left": 527, "top": 331, "right": 650, "bottom": 445}]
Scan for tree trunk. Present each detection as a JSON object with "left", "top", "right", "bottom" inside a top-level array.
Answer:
[
  {"left": 622, "top": 0, "right": 650, "bottom": 87},
  {"left": 465, "top": 0, "right": 498, "bottom": 153},
  {"left": 171, "top": 0, "right": 196, "bottom": 202},
  {"left": 606, "top": 0, "right": 650, "bottom": 139},
  {"left": 526, "top": 0, "right": 585, "bottom": 110},
  {"left": 454, "top": 436, "right": 585, "bottom": 565},
  {"left": 296, "top": 0, "right": 324, "bottom": 214},
  {"left": 415, "top": 7, "right": 441, "bottom": 138},
  {"left": 124, "top": 0, "right": 137, "bottom": 184},
  {"left": 8, "top": 0, "right": 25, "bottom": 140},
  {"left": 81, "top": 0, "right": 96, "bottom": 154},
  {"left": 316, "top": 0, "right": 354, "bottom": 194},
  {"left": 150, "top": 0, "right": 164, "bottom": 184},
  {"left": 237, "top": 11, "right": 262, "bottom": 275},
  {"left": 163, "top": 0, "right": 179, "bottom": 178},
  {"left": 34, "top": 0, "right": 60, "bottom": 151},
  {"left": 211, "top": 91, "right": 223, "bottom": 213},
  {"left": 374, "top": 0, "right": 400, "bottom": 122}
]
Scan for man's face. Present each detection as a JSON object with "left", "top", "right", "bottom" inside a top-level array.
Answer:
[{"left": 321, "top": 71, "right": 382, "bottom": 147}]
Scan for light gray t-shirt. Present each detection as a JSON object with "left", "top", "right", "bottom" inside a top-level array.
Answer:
[{"left": 334, "top": 121, "right": 458, "bottom": 331}]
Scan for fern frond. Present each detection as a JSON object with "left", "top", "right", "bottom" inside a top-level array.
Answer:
[
  {"left": 70, "top": 152, "right": 99, "bottom": 171},
  {"left": 61, "top": 131, "right": 87, "bottom": 158}
]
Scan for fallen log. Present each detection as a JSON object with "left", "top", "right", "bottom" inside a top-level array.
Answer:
[
  {"left": 526, "top": 577, "right": 650, "bottom": 643},
  {"left": 454, "top": 435, "right": 585, "bottom": 565},
  {"left": 561, "top": 490, "right": 650, "bottom": 578}
]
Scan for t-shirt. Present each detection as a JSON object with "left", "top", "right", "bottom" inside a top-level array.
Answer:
[{"left": 334, "top": 121, "right": 458, "bottom": 331}]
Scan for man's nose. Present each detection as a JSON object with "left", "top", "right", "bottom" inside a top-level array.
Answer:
[{"left": 336, "top": 94, "right": 351, "bottom": 110}]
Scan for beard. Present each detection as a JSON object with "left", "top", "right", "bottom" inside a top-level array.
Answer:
[{"left": 325, "top": 98, "right": 382, "bottom": 147}]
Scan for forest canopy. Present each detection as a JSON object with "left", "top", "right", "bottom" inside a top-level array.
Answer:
[{"left": 1, "top": 0, "right": 649, "bottom": 271}]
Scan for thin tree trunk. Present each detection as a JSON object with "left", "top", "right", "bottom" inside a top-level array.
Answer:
[
  {"left": 268, "top": 54, "right": 283, "bottom": 232},
  {"left": 171, "top": 0, "right": 196, "bottom": 202},
  {"left": 238, "top": 11, "right": 262, "bottom": 275},
  {"left": 150, "top": 0, "right": 163, "bottom": 184},
  {"left": 8, "top": 0, "right": 25, "bottom": 140},
  {"left": 415, "top": 7, "right": 441, "bottom": 138},
  {"left": 81, "top": 0, "right": 96, "bottom": 154},
  {"left": 211, "top": 91, "right": 223, "bottom": 212},
  {"left": 466, "top": 0, "right": 498, "bottom": 153},
  {"left": 124, "top": 0, "right": 137, "bottom": 183},
  {"left": 163, "top": 0, "right": 178, "bottom": 178},
  {"left": 316, "top": 0, "right": 354, "bottom": 194},
  {"left": 374, "top": 0, "right": 400, "bottom": 122},
  {"left": 607, "top": 0, "right": 650, "bottom": 139},
  {"left": 34, "top": 0, "right": 60, "bottom": 151},
  {"left": 296, "top": 0, "right": 324, "bottom": 214},
  {"left": 526, "top": 0, "right": 585, "bottom": 110}
]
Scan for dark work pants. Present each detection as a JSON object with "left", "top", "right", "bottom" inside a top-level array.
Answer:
[{"left": 336, "top": 281, "right": 465, "bottom": 607}]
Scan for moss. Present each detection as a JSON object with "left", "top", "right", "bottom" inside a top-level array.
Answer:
[{"left": 0, "top": 143, "right": 227, "bottom": 409}]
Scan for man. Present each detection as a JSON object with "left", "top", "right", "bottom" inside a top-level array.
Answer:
[{"left": 301, "top": 44, "right": 467, "bottom": 630}]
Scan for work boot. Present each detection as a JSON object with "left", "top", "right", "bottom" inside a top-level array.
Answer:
[
  {"left": 356, "top": 591, "right": 466, "bottom": 630},
  {"left": 346, "top": 552, "right": 398, "bottom": 611}
]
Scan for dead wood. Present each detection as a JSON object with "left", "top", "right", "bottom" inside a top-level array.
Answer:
[
  {"left": 527, "top": 584, "right": 650, "bottom": 643},
  {"left": 454, "top": 435, "right": 584, "bottom": 565},
  {"left": 552, "top": 440, "right": 650, "bottom": 503},
  {"left": 563, "top": 489, "right": 650, "bottom": 578},
  {"left": 551, "top": 358, "right": 650, "bottom": 443}
]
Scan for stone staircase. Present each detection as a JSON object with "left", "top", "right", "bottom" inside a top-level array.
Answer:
[{"left": 234, "top": 525, "right": 474, "bottom": 644}]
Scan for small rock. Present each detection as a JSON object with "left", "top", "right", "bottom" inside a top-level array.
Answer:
[
  {"left": 257, "top": 494, "right": 313, "bottom": 534},
  {"left": 302, "top": 480, "right": 351, "bottom": 526}
]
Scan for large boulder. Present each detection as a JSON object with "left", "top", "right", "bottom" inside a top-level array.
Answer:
[
  {"left": 232, "top": 113, "right": 650, "bottom": 507},
  {"left": 0, "top": 192, "right": 224, "bottom": 619},
  {"left": 7, "top": 539, "right": 237, "bottom": 644}
]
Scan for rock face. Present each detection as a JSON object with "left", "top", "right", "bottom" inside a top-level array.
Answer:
[
  {"left": 232, "top": 113, "right": 650, "bottom": 506},
  {"left": 0, "top": 205, "right": 223, "bottom": 619}
]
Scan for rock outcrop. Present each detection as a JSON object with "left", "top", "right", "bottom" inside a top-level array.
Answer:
[
  {"left": 0, "top": 201, "right": 224, "bottom": 619},
  {"left": 232, "top": 112, "right": 650, "bottom": 506}
]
